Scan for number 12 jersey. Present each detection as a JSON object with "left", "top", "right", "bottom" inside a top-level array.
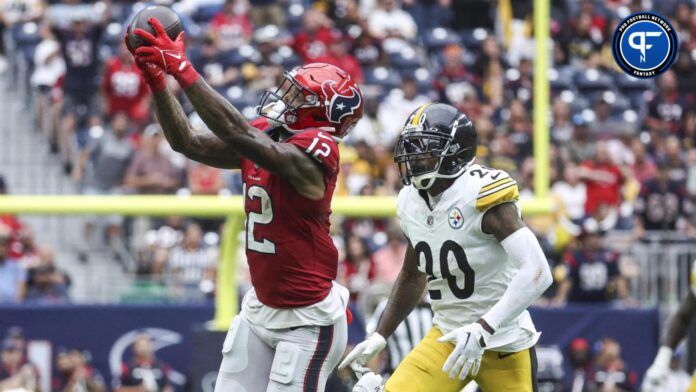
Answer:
[
  {"left": 239, "top": 118, "right": 348, "bottom": 329},
  {"left": 396, "top": 164, "right": 540, "bottom": 352}
]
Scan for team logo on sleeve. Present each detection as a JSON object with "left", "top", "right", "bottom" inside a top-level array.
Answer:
[
  {"left": 321, "top": 80, "right": 362, "bottom": 123},
  {"left": 611, "top": 12, "right": 678, "bottom": 78},
  {"left": 448, "top": 207, "right": 464, "bottom": 229}
]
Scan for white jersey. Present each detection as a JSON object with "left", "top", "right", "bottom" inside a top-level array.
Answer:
[{"left": 396, "top": 164, "right": 540, "bottom": 352}]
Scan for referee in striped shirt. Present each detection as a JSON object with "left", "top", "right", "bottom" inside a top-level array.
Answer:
[{"left": 368, "top": 298, "right": 433, "bottom": 375}]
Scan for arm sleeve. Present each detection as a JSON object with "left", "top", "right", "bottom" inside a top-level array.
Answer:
[{"left": 481, "top": 227, "right": 553, "bottom": 331}]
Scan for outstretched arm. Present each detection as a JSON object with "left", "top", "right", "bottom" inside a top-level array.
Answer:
[
  {"left": 376, "top": 241, "right": 427, "bottom": 338},
  {"left": 133, "top": 20, "right": 325, "bottom": 199},
  {"left": 181, "top": 79, "right": 325, "bottom": 199},
  {"left": 151, "top": 86, "right": 240, "bottom": 169},
  {"left": 479, "top": 202, "right": 553, "bottom": 332}
]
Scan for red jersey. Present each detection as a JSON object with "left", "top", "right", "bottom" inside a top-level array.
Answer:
[
  {"left": 102, "top": 57, "right": 149, "bottom": 122},
  {"left": 581, "top": 160, "right": 624, "bottom": 214},
  {"left": 242, "top": 118, "right": 340, "bottom": 308},
  {"left": 292, "top": 27, "right": 336, "bottom": 62}
]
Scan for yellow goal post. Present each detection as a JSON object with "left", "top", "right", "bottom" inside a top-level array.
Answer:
[{"left": 0, "top": 195, "right": 552, "bottom": 330}]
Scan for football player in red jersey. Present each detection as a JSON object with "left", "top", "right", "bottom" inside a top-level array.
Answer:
[{"left": 126, "top": 18, "right": 363, "bottom": 392}]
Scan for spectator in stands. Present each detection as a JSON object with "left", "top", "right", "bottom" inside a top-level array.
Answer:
[
  {"left": 75, "top": 113, "right": 135, "bottom": 258},
  {"left": 125, "top": 126, "right": 182, "bottom": 195},
  {"left": 0, "top": 235, "right": 25, "bottom": 303},
  {"left": 189, "top": 34, "right": 239, "bottom": 89},
  {"left": 0, "top": 339, "right": 39, "bottom": 391},
  {"left": 566, "top": 338, "right": 596, "bottom": 392},
  {"left": 553, "top": 225, "right": 629, "bottom": 305},
  {"left": 367, "top": 0, "right": 417, "bottom": 52},
  {"left": 434, "top": 43, "right": 471, "bottom": 104},
  {"left": 31, "top": 23, "right": 65, "bottom": 147},
  {"left": 579, "top": 141, "right": 626, "bottom": 216},
  {"left": 351, "top": 29, "right": 387, "bottom": 67},
  {"left": 377, "top": 76, "right": 429, "bottom": 146},
  {"left": 24, "top": 246, "right": 71, "bottom": 304},
  {"left": 564, "top": 115, "right": 596, "bottom": 163},
  {"left": 593, "top": 337, "right": 638, "bottom": 391},
  {"left": 0, "top": 176, "right": 23, "bottom": 256},
  {"left": 634, "top": 165, "right": 696, "bottom": 238},
  {"left": 102, "top": 43, "right": 150, "bottom": 126},
  {"left": 589, "top": 97, "right": 625, "bottom": 139},
  {"left": 316, "top": 31, "right": 364, "bottom": 83},
  {"left": 660, "top": 136, "right": 688, "bottom": 183},
  {"left": 54, "top": 348, "right": 105, "bottom": 392},
  {"left": 646, "top": 70, "right": 688, "bottom": 135},
  {"left": 551, "top": 163, "right": 587, "bottom": 224},
  {"left": 338, "top": 235, "right": 377, "bottom": 301},
  {"left": 187, "top": 161, "right": 225, "bottom": 196},
  {"left": 292, "top": 9, "right": 335, "bottom": 62},
  {"left": 210, "top": 0, "right": 253, "bottom": 51},
  {"left": 347, "top": 94, "right": 385, "bottom": 147},
  {"left": 630, "top": 139, "right": 658, "bottom": 184},
  {"left": 372, "top": 227, "right": 406, "bottom": 284},
  {"left": 166, "top": 223, "right": 217, "bottom": 300},
  {"left": 472, "top": 35, "right": 508, "bottom": 81},
  {"left": 116, "top": 333, "right": 173, "bottom": 392},
  {"left": 8, "top": 226, "right": 37, "bottom": 263},
  {"left": 52, "top": 14, "right": 107, "bottom": 172},
  {"left": 248, "top": 0, "right": 285, "bottom": 28},
  {"left": 568, "top": 11, "right": 604, "bottom": 64},
  {"left": 502, "top": 99, "right": 534, "bottom": 161},
  {"left": 551, "top": 97, "right": 574, "bottom": 144},
  {"left": 403, "top": 0, "right": 453, "bottom": 32}
]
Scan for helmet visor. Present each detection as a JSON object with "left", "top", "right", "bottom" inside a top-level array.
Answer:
[{"left": 394, "top": 132, "right": 450, "bottom": 180}]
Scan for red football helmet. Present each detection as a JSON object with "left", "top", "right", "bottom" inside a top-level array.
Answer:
[{"left": 257, "top": 62, "right": 363, "bottom": 139}]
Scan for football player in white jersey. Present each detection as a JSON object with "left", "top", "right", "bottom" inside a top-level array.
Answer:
[
  {"left": 643, "top": 260, "right": 696, "bottom": 392},
  {"left": 340, "top": 103, "right": 553, "bottom": 392}
]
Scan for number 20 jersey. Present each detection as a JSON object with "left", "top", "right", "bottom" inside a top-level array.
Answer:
[
  {"left": 240, "top": 118, "right": 341, "bottom": 311},
  {"left": 396, "top": 164, "right": 540, "bottom": 352}
]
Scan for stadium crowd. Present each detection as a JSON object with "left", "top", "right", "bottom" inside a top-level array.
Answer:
[{"left": 0, "top": 0, "right": 695, "bottom": 389}]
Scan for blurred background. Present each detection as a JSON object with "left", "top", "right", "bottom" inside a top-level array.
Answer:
[{"left": 0, "top": 0, "right": 695, "bottom": 391}]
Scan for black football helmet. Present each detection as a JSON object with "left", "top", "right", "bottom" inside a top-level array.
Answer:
[{"left": 394, "top": 103, "right": 477, "bottom": 190}]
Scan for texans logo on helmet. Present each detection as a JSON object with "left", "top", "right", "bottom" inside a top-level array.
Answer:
[{"left": 321, "top": 80, "right": 361, "bottom": 123}]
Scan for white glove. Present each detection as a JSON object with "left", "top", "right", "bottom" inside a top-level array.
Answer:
[
  {"left": 642, "top": 346, "right": 672, "bottom": 392},
  {"left": 353, "top": 371, "right": 384, "bottom": 392},
  {"left": 338, "top": 333, "right": 387, "bottom": 375},
  {"left": 438, "top": 322, "right": 491, "bottom": 380}
]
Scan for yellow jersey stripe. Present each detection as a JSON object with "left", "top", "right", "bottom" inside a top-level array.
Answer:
[
  {"left": 410, "top": 103, "right": 431, "bottom": 126},
  {"left": 477, "top": 181, "right": 517, "bottom": 199},
  {"left": 476, "top": 183, "right": 519, "bottom": 211},
  {"left": 479, "top": 177, "right": 512, "bottom": 193}
]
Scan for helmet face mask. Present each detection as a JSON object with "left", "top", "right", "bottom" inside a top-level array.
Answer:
[
  {"left": 257, "top": 74, "right": 319, "bottom": 126},
  {"left": 394, "top": 104, "right": 477, "bottom": 190}
]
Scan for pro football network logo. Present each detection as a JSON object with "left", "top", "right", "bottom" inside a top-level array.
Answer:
[
  {"left": 448, "top": 207, "right": 464, "bottom": 229},
  {"left": 612, "top": 12, "right": 678, "bottom": 78}
]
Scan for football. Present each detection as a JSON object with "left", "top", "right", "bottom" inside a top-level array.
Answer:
[{"left": 127, "top": 5, "right": 183, "bottom": 49}]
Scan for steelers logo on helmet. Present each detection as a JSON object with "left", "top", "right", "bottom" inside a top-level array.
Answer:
[{"left": 611, "top": 12, "right": 678, "bottom": 78}]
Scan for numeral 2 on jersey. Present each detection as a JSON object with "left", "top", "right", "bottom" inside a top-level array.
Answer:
[
  {"left": 244, "top": 184, "right": 276, "bottom": 254},
  {"left": 414, "top": 241, "right": 475, "bottom": 300}
]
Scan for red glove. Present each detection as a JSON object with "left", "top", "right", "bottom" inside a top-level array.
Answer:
[
  {"left": 124, "top": 30, "right": 167, "bottom": 92},
  {"left": 133, "top": 18, "right": 200, "bottom": 88}
]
